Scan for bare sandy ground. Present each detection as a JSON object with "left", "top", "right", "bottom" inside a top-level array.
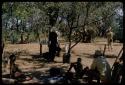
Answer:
[{"left": 2, "top": 38, "right": 123, "bottom": 83}]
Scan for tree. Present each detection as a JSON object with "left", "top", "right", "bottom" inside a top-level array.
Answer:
[
  {"left": 2, "top": 2, "right": 123, "bottom": 44},
  {"left": 53, "top": 2, "right": 123, "bottom": 62}
]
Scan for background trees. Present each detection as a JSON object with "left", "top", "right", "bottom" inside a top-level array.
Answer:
[{"left": 2, "top": 2, "right": 123, "bottom": 45}]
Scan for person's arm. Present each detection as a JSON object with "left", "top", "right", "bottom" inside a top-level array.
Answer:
[
  {"left": 48, "top": 40, "right": 51, "bottom": 47},
  {"left": 48, "top": 32, "right": 51, "bottom": 47},
  {"left": 112, "top": 32, "right": 114, "bottom": 40},
  {"left": 91, "top": 59, "right": 97, "bottom": 70},
  {"left": 68, "top": 63, "right": 74, "bottom": 72},
  {"left": 2, "top": 42, "right": 4, "bottom": 55}
]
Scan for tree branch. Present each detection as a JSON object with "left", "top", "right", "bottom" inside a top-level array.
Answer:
[
  {"left": 70, "top": 35, "right": 82, "bottom": 49},
  {"left": 70, "top": 14, "right": 81, "bottom": 50},
  {"left": 76, "top": 14, "right": 80, "bottom": 26},
  {"left": 71, "top": 12, "right": 116, "bottom": 29},
  {"left": 68, "top": 13, "right": 74, "bottom": 54},
  {"left": 69, "top": 12, "right": 116, "bottom": 51},
  {"left": 68, "top": 2, "right": 90, "bottom": 51},
  {"left": 82, "top": 2, "right": 90, "bottom": 29}
]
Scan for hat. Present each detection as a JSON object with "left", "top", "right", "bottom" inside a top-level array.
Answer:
[{"left": 94, "top": 50, "right": 102, "bottom": 57}]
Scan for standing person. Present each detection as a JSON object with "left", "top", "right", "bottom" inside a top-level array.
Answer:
[
  {"left": 106, "top": 27, "right": 114, "bottom": 51},
  {"left": 90, "top": 50, "right": 111, "bottom": 83},
  {"left": 48, "top": 29, "right": 58, "bottom": 62},
  {"left": 55, "top": 30, "right": 61, "bottom": 56},
  {"left": 82, "top": 28, "right": 88, "bottom": 43}
]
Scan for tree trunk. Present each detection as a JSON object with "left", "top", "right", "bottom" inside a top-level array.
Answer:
[
  {"left": 1, "top": 41, "right": 4, "bottom": 56},
  {"left": 81, "top": 3, "right": 90, "bottom": 42},
  {"left": 122, "top": 42, "right": 125, "bottom": 84},
  {"left": 68, "top": 28, "right": 72, "bottom": 54},
  {"left": 20, "top": 33, "right": 24, "bottom": 43},
  {"left": 40, "top": 43, "right": 42, "bottom": 55},
  {"left": 16, "top": 17, "right": 19, "bottom": 33}
]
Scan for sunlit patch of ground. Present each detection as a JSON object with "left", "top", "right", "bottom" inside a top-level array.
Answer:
[{"left": 2, "top": 38, "right": 123, "bottom": 84}]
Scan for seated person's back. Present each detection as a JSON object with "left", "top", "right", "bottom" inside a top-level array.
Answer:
[{"left": 91, "top": 50, "right": 111, "bottom": 83}]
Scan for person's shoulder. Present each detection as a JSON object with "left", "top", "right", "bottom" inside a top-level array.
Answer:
[
  {"left": 95, "top": 56, "right": 104, "bottom": 60},
  {"left": 100, "top": 55, "right": 104, "bottom": 58},
  {"left": 50, "top": 32, "right": 53, "bottom": 34}
]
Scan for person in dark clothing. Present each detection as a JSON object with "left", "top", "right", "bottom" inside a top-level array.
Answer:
[
  {"left": 9, "top": 54, "right": 32, "bottom": 81},
  {"left": 67, "top": 58, "right": 88, "bottom": 79},
  {"left": 87, "top": 68, "right": 100, "bottom": 84},
  {"left": 9, "top": 54, "right": 17, "bottom": 78},
  {"left": 9, "top": 54, "right": 24, "bottom": 79},
  {"left": 82, "top": 28, "right": 88, "bottom": 43},
  {"left": 48, "top": 29, "right": 59, "bottom": 62},
  {"left": 111, "top": 53, "right": 123, "bottom": 84}
]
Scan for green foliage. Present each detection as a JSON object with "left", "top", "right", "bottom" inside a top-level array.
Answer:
[{"left": 2, "top": 2, "right": 123, "bottom": 44}]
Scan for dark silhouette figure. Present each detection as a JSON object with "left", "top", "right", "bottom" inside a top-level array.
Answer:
[
  {"left": 111, "top": 53, "right": 123, "bottom": 84},
  {"left": 66, "top": 58, "right": 91, "bottom": 84},
  {"left": 87, "top": 68, "right": 100, "bottom": 84},
  {"left": 9, "top": 54, "right": 17, "bottom": 78},
  {"left": 49, "top": 67, "right": 63, "bottom": 77},
  {"left": 9, "top": 54, "right": 31, "bottom": 81},
  {"left": 48, "top": 30, "right": 60, "bottom": 62},
  {"left": 82, "top": 28, "right": 88, "bottom": 43},
  {"left": 67, "top": 58, "right": 88, "bottom": 79},
  {"left": 9, "top": 54, "right": 24, "bottom": 79}
]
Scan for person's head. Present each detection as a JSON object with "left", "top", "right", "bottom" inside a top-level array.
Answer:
[
  {"left": 94, "top": 50, "right": 102, "bottom": 58},
  {"left": 51, "top": 27, "right": 56, "bottom": 32},
  {"left": 77, "top": 58, "right": 82, "bottom": 63},
  {"left": 9, "top": 53, "right": 16, "bottom": 62},
  {"left": 108, "top": 27, "right": 112, "bottom": 31}
]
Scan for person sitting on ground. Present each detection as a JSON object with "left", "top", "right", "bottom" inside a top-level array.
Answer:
[
  {"left": 67, "top": 58, "right": 83, "bottom": 78},
  {"left": 9, "top": 54, "right": 17, "bottom": 78},
  {"left": 9, "top": 54, "right": 32, "bottom": 81},
  {"left": 90, "top": 50, "right": 111, "bottom": 83},
  {"left": 67, "top": 58, "right": 89, "bottom": 79}
]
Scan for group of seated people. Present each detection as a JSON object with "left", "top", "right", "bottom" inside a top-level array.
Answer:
[
  {"left": 67, "top": 50, "right": 123, "bottom": 84},
  {"left": 8, "top": 49, "right": 123, "bottom": 84}
]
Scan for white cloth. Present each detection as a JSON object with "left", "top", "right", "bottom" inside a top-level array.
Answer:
[
  {"left": 65, "top": 43, "right": 69, "bottom": 54},
  {"left": 91, "top": 56, "right": 111, "bottom": 81}
]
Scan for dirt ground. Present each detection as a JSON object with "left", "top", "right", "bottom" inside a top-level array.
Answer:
[{"left": 2, "top": 38, "right": 123, "bottom": 84}]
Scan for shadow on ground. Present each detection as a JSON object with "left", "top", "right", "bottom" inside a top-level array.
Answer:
[{"left": 76, "top": 53, "right": 93, "bottom": 58}]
